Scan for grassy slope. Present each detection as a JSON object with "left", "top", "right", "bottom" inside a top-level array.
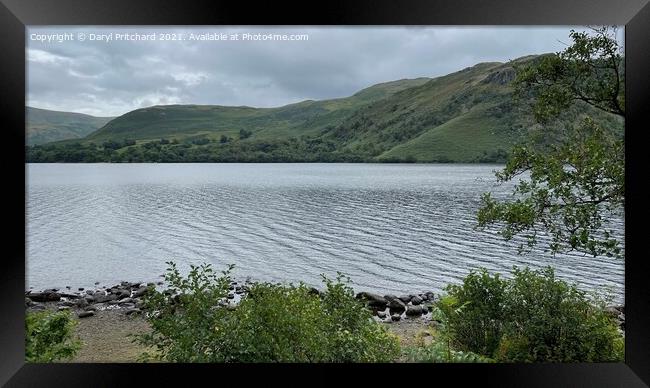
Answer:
[
  {"left": 27, "top": 107, "right": 114, "bottom": 145},
  {"left": 85, "top": 78, "right": 431, "bottom": 143},
  {"left": 322, "top": 62, "right": 528, "bottom": 161},
  {"left": 378, "top": 104, "right": 517, "bottom": 162}
]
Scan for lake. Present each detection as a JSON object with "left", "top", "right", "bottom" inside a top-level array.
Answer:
[{"left": 26, "top": 163, "right": 625, "bottom": 302}]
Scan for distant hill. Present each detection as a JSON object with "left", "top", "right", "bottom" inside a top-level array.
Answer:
[
  {"left": 85, "top": 77, "right": 431, "bottom": 143},
  {"left": 26, "top": 54, "right": 623, "bottom": 163},
  {"left": 26, "top": 107, "right": 114, "bottom": 145}
]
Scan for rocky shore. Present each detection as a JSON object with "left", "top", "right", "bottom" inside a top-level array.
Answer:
[
  {"left": 26, "top": 280, "right": 444, "bottom": 362},
  {"left": 24, "top": 280, "right": 438, "bottom": 323},
  {"left": 25, "top": 280, "right": 625, "bottom": 362},
  {"left": 26, "top": 281, "right": 156, "bottom": 318},
  {"left": 25, "top": 280, "right": 625, "bottom": 330}
]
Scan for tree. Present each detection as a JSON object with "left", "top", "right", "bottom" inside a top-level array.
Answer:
[
  {"left": 477, "top": 26, "right": 624, "bottom": 258},
  {"left": 239, "top": 129, "right": 253, "bottom": 140}
]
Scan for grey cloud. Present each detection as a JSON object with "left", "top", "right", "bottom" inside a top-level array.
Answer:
[{"left": 27, "top": 26, "right": 614, "bottom": 117}]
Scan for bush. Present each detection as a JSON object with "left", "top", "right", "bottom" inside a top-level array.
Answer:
[
  {"left": 403, "top": 307, "right": 493, "bottom": 363},
  {"left": 437, "top": 266, "right": 624, "bottom": 362},
  {"left": 441, "top": 270, "right": 507, "bottom": 356},
  {"left": 135, "top": 262, "right": 400, "bottom": 362},
  {"left": 403, "top": 339, "right": 492, "bottom": 363},
  {"left": 25, "top": 310, "right": 80, "bottom": 362},
  {"left": 495, "top": 267, "right": 624, "bottom": 362}
]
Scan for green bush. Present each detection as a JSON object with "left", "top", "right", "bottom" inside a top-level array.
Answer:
[
  {"left": 25, "top": 310, "right": 80, "bottom": 362},
  {"left": 403, "top": 301, "right": 493, "bottom": 363},
  {"left": 135, "top": 262, "right": 400, "bottom": 362},
  {"left": 437, "top": 266, "right": 624, "bottom": 362},
  {"left": 495, "top": 267, "right": 624, "bottom": 362},
  {"left": 440, "top": 270, "right": 507, "bottom": 356},
  {"left": 403, "top": 340, "right": 492, "bottom": 363}
]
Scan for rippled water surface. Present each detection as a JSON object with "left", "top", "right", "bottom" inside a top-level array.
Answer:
[{"left": 26, "top": 163, "right": 624, "bottom": 302}]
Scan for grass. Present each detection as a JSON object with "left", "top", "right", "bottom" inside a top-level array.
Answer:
[{"left": 378, "top": 104, "right": 519, "bottom": 162}]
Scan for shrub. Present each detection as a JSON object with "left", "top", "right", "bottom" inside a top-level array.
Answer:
[
  {"left": 404, "top": 302, "right": 493, "bottom": 363},
  {"left": 135, "top": 262, "right": 400, "bottom": 362},
  {"left": 437, "top": 266, "right": 624, "bottom": 362},
  {"left": 25, "top": 310, "right": 80, "bottom": 362},
  {"left": 403, "top": 339, "right": 492, "bottom": 363},
  {"left": 495, "top": 267, "right": 624, "bottom": 362},
  {"left": 441, "top": 269, "right": 507, "bottom": 356}
]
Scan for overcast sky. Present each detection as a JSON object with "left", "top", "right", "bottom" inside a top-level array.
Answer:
[{"left": 26, "top": 26, "right": 622, "bottom": 117}]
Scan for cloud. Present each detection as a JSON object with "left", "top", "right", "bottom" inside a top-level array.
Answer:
[{"left": 26, "top": 26, "right": 616, "bottom": 117}]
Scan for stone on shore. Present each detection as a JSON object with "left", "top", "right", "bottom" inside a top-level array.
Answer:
[
  {"left": 398, "top": 295, "right": 412, "bottom": 304},
  {"left": 30, "top": 303, "right": 46, "bottom": 311},
  {"left": 27, "top": 291, "right": 61, "bottom": 302},
  {"left": 406, "top": 305, "right": 425, "bottom": 317},
  {"left": 356, "top": 292, "right": 388, "bottom": 308},
  {"left": 132, "top": 286, "right": 149, "bottom": 298},
  {"left": 385, "top": 295, "right": 406, "bottom": 314},
  {"left": 78, "top": 311, "right": 95, "bottom": 318},
  {"left": 93, "top": 293, "right": 118, "bottom": 303},
  {"left": 59, "top": 292, "right": 81, "bottom": 299}
]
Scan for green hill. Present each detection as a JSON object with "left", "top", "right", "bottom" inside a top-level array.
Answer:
[
  {"left": 26, "top": 107, "right": 114, "bottom": 145},
  {"left": 26, "top": 54, "right": 622, "bottom": 163},
  {"left": 85, "top": 77, "right": 431, "bottom": 143},
  {"left": 321, "top": 62, "right": 526, "bottom": 162}
]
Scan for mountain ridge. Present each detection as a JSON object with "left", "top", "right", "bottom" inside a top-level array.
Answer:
[{"left": 27, "top": 53, "right": 621, "bottom": 163}]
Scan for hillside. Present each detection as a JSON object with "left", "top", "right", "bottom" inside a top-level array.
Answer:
[
  {"left": 26, "top": 107, "right": 114, "bottom": 145},
  {"left": 26, "top": 54, "right": 622, "bottom": 163},
  {"left": 321, "top": 61, "right": 527, "bottom": 162},
  {"left": 85, "top": 77, "right": 431, "bottom": 143}
]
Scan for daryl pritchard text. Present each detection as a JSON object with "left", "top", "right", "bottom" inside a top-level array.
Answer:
[
  {"left": 29, "top": 32, "right": 310, "bottom": 43},
  {"left": 30, "top": 33, "right": 160, "bottom": 42}
]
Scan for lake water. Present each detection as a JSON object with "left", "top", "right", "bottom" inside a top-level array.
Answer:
[{"left": 26, "top": 163, "right": 624, "bottom": 302}]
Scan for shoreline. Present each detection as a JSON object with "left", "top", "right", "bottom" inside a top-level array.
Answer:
[
  {"left": 25, "top": 280, "right": 442, "bottom": 322},
  {"left": 25, "top": 280, "right": 626, "bottom": 325},
  {"left": 25, "top": 280, "right": 626, "bottom": 363},
  {"left": 25, "top": 281, "right": 440, "bottom": 362}
]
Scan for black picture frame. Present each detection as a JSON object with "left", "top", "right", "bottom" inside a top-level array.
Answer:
[{"left": 2, "top": 0, "right": 649, "bottom": 386}]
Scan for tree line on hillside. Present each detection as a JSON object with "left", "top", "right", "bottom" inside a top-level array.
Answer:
[{"left": 25, "top": 135, "right": 511, "bottom": 163}]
